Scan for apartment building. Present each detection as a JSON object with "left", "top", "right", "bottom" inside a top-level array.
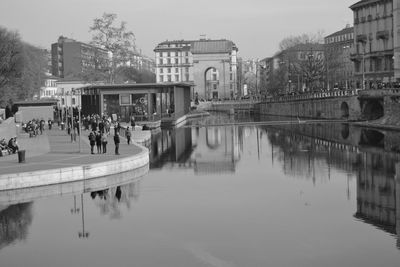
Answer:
[
  {"left": 350, "top": 0, "right": 400, "bottom": 88},
  {"left": 51, "top": 36, "right": 108, "bottom": 78},
  {"left": 324, "top": 25, "right": 355, "bottom": 89}
]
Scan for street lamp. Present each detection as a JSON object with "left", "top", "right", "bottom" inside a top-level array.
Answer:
[
  {"left": 308, "top": 52, "right": 314, "bottom": 91},
  {"left": 362, "top": 42, "right": 366, "bottom": 90}
]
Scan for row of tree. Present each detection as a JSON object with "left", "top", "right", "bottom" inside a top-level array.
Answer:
[
  {"left": 0, "top": 26, "right": 47, "bottom": 107},
  {"left": 242, "top": 32, "right": 347, "bottom": 97}
]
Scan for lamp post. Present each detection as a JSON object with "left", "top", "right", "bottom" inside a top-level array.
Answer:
[
  {"left": 308, "top": 52, "right": 314, "bottom": 91},
  {"left": 362, "top": 43, "right": 366, "bottom": 90}
]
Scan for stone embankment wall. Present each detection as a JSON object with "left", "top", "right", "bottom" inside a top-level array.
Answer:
[
  {"left": 0, "top": 118, "right": 17, "bottom": 141},
  {"left": 257, "top": 96, "right": 361, "bottom": 120},
  {"left": 380, "top": 95, "right": 400, "bottom": 126}
]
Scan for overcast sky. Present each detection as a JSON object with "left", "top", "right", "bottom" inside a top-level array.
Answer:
[{"left": 1, "top": 0, "right": 356, "bottom": 59}]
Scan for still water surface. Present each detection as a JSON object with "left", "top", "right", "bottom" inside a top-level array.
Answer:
[{"left": 1, "top": 115, "right": 400, "bottom": 267}]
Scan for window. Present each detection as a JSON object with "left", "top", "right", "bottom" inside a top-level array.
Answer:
[
  {"left": 159, "top": 75, "right": 163, "bottom": 82},
  {"left": 185, "top": 58, "right": 189, "bottom": 64},
  {"left": 167, "top": 75, "right": 171, "bottom": 82},
  {"left": 230, "top": 73, "right": 233, "bottom": 80},
  {"left": 185, "top": 51, "right": 189, "bottom": 56},
  {"left": 167, "top": 68, "right": 171, "bottom": 73},
  {"left": 185, "top": 67, "right": 189, "bottom": 73},
  {"left": 159, "top": 59, "right": 163, "bottom": 65},
  {"left": 185, "top": 74, "right": 189, "bottom": 81},
  {"left": 175, "top": 68, "right": 179, "bottom": 73},
  {"left": 167, "top": 52, "right": 170, "bottom": 57},
  {"left": 175, "top": 74, "right": 179, "bottom": 81},
  {"left": 213, "top": 84, "right": 217, "bottom": 90},
  {"left": 175, "top": 58, "right": 178, "bottom": 64},
  {"left": 212, "top": 74, "right": 217, "bottom": 80},
  {"left": 167, "top": 58, "right": 171, "bottom": 64},
  {"left": 120, "top": 94, "right": 131, "bottom": 105},
  {"left": 160, "top": 68, "right": 163, "bottom": 73},
  {"left": 159, "top": 52, "right": 163, "bottom": 57}
]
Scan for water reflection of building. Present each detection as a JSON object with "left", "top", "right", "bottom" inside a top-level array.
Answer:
[
  {"left": 265, "top": 123, "right": 400, "bottom": 249},
  {"left": 149, "top": 127, "right": 194, "bottom": 168},
  {"left": 148, "top": 125, "right": 243, "bottom": 175},
  {"left": 191, "top": 126, "right": 242, "bottom": 175},
  {"left": 267, "top": 127, "right": 359, "bottom": 183},
  {"left": 355, "top": 153, "right": 399, "bottom": 248}
]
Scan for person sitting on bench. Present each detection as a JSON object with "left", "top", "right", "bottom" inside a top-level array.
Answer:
[{"left": 8, "top": 137, "right": 18, "bottom": 154}]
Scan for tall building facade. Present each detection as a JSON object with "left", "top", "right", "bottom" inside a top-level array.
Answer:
[
  {"left": 154, "top": 39, "right": 239, "bottom": 100},
  {"left": 51, "top": 36, "right": 108, "bottom": 78},
  {"left": 324, "top": 25, "right": 355, "bottom": 89},
  {"left": 350, "top": 0, "right": 400, "bottom": 88}
]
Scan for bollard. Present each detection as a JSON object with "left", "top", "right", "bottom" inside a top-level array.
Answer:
[{"left": 18, "top": 150, "right": 25, "bottom": 163}]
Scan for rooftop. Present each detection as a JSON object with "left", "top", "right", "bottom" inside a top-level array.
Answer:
[
  {"left": 325, "top": 26, "right": 354, "bottom": 39},
  {"left": 350, "top": 0, "right": 382, "bottom": 10},
  {"left": 154, "top": 39, "right": 238, "bottom": 54}
]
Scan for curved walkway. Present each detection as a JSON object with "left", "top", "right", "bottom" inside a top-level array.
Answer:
[{"left": 0, "top": 127, "right": 149, "bottom": 191}]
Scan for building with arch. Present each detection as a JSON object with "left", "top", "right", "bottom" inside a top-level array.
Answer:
[{"left": 154, "top": 39, "right": 239, "bottom": 100}]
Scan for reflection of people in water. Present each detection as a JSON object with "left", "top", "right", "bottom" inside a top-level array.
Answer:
[{"left": 115, "top": 186, "right": 121, "bottom": 202}]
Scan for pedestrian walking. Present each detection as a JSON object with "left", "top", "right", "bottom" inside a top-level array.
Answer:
[
  {"left": 48, "top": 119, "right": 53, "bottom": 130},
  {"left": 88, "top": 131, "right": 96, "bottom": 154},
  {"left": 125, "top": 126, "right": 132, "bottom": 145},
  {"left": 130, "top": 115, "right": 135, "bottom": 127},
  {"left": 101, "top": 133, "right": 108, "bottom": 153},
  {"left": 114, "top": 132, "right": 120, "bottom": 155},
  {"left": 95, "top": 131, "right": 102, "bottom": 154},
  {"left": 39, "top": 119, "right": 45, "bottom": 134}
]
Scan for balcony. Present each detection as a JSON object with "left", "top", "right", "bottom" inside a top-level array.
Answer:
[
  {"left": 376, "top": 30, "right": 389, "bottom": 40},
  {"left": 356, "top": 34, "right": 367, "bottom": 43}
]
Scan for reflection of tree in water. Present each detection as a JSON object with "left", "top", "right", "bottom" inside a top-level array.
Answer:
[
  {"left": 0, "top": 203, "right": 33, "bottom": 250},
  {"left": 267, "top": 128, "right": 359, "bottom": 182},
  {"left": 90, "top": 181, "right": 140, "bottom": 220}
]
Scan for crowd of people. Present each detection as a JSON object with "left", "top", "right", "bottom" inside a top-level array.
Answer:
[
  {"left": 22, "top": 118, "right": 52, "bottom": 137},
  {"left": 5, "top": 113, "right": 150, "bottom": 159}
]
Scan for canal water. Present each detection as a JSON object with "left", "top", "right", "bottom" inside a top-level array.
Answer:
[{"left": 1, "top": 114, "right": 400, "bottom": 267}]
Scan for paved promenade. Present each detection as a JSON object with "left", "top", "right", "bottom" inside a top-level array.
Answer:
[{"left": 0, "top": 126, "right": 146, "bottom": 179}]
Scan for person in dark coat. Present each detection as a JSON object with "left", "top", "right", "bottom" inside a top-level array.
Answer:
[
  {"left": 114, "top": 132, "right": 120, "bottom": 155},
  {"left": 95, "top": 131, "right": 102, "bottom": 154},
  {"left": 101, "top": 133, "right": 108, "bottom": 153},
  {"left": 88, "top": 131, "right": 96, "bottom": 154}
]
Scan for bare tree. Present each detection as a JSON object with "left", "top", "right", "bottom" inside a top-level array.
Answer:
[{"left": 89, "top": 13, "right": 137, "bottom": 83}]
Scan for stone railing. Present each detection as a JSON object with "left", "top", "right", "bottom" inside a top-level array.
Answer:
[{"left": 265, "top": 90, "right": 360, "bottom": 103}]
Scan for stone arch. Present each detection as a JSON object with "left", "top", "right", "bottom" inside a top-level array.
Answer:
[
  {"left": 340, "top": 102, "right": 350, "bottom": 119},
  {"left": 204, "top": 67, "right": 220, "bottom": 100},
  {"left": 362, "top": 99, "right": 384, "bottom": 120}
]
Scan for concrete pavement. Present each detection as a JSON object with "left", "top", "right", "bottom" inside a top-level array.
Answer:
[{"left": 0, "top": 127, "right": 149, "bottom": 190}]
